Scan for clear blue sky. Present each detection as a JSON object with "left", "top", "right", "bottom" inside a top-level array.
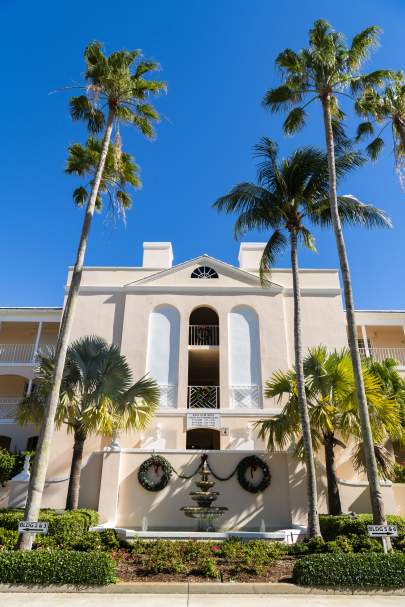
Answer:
[{"left": 1, "top": 0, "right": 405, "bottom": 309}]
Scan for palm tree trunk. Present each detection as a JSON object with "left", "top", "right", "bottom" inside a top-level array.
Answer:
[
  {"left": 65, "top": 426, "right": 86, "bottom": 510},
  {"left": 17, "top": 110, "right": 115, "bottom": 550},
  {"left": 290, "top": 229, "right": 321, "bottom": 538},
  {"left": 321, "top": 93, "right": 386, "bottom": 525},
  {"left": 324, "top": 432, "right": 342, "bottom": 515}
]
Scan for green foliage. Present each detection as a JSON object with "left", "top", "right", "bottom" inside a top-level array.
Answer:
[
  {"left": 319, "top": 514, "right": 405, "bottom": 540},
  {"left": 0, "top": 528, "right": 18, "bottom": 549},
  {"left": 293, "top": 553, "right": 405, "bottom": 588},
  {"left": 391, "top": 464, "right": 405, "bottom": 483},
  {"left": 0, "top": 449, "right": 15, "bottom": 485},
  {"left": 0, "top": 509, "right": 99, "bottom": 542},
  {"left": 197, "top": 557, "right": 219, "bottom": 578},
  {"left": 0, "top": 550, "right": 116, "bottom": 585},
  {"left": 99, "top": 528, "right": 121, "bottom": 550},
  {"left": 143, "top": 540, "right": 186, "bottom": 574},
  {"left": 288, "top": 534, "right": 384, "bottom": 556}
]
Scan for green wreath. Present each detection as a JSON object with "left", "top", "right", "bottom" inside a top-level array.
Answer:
[
  {"left": 237, "top": 455, "right": 271, "bottom": 494},
  {"left": 138, "top": 455, "right": 172, "bottom": 492}
]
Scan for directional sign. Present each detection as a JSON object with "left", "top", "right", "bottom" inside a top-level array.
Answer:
[
  {"left": 18, "top": 521, "right": 49, "bottom": 534},
  {"left": 367, "top": 524, "right": 398, "bottom": 538}
]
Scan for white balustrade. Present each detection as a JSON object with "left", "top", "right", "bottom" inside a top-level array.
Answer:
[
  {"left": 358, "top": 347, "right": 405, "bottom": 366},
  {"left": 158, "top": 384, "right": 177, "bottom": 409},
  {"left": 189, "top": 325, "right": 219, "bottom": 346},
  {"left": 0, "top": 343, "right": 53, "bottom": 364},
  {"left": 230, "top": 385, "right": 261, "bottom": 409},
  {"left": 188, "top": 386, "right": 219, "bottom": 409}
]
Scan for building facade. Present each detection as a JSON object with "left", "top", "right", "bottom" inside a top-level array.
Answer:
[{"left": 1, "top": 242, "right": 404, "bottom": 529}]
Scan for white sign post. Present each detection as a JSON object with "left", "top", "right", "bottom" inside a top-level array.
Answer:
[
  {"left": 367, "top": 525, "right": 397, "bottom": 553},
  {"left": 18, "top": 521, "right": 49, "bottom": 534}
]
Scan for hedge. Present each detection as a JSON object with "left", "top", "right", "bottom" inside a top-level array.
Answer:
[
  {"left": 319, "top": 514, "right": 405, "bottom": 541},
  {"left": 0, "top": 509, "right": 99, "bottom": 542},
  {"left": 0, "top": 550, "right": 116, "bottom": 585},
  {"left": 293, "top": 553, "right": 405, "bottom": 588}
]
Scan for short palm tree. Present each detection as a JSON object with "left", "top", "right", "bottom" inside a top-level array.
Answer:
[
  {"left": 262, "top": 19, "right": 395, "bottom": 525},
  {"left": 257, "top": 347, "right": 403, "bottom": 515},
  {"left": 19, "top": 42, "right": 165, "bottom": 549},
  {"left": 17, "top": 336, "right": 159, "bottom": 510},
  {"left": 355, "top": 73, "right": 405, "bottom": 182},
  {"left": 214, "top": 138, "right": 388, "bottom": 537}
]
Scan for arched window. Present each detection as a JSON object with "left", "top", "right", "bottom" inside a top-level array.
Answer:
[
  {"left": 228, "top": 306, "right": 262, "bottom": 409},
  {"left": 191, "top": 266, "right": 219, "bottom": 279},
  {"left": 146, "top": 305, "right": 180, "bottom": 408}
]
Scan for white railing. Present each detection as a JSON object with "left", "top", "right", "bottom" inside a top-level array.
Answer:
[
  {"left": 188, "top": 386, "right": 219, "bottom": 409},
  {"left": 359, "top": 347, "right": 405, "bottom": 367},
  {"left": 0, "top": 343, "right": 53, "bottom": 364},
  {"left": 189, "top": 325, "right": 219, "bottom": 346},
  {"left": 0, "top": 397, "right": 22, "bottom": 420},
  {"left": 230, "top": 385, "right": 261, "bottom": 409},
  {"left": 158, "top": 384, "right": 177, "bottom": 409}
]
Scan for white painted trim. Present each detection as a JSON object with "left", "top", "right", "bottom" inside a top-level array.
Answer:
[
  {"left": 284, "top": 288, "right": 341, "bottom": 297},
  {"left": 99, "top": 448, "right": 280, "bottom": 454},
  {"left": 0, "top": 310, "right": 62, "bottom": 323},
  {"left": 361, "top": 325, "right": 370, "bottom": 357},
  {"left": 155, "top": 408, "right": 278, "bottom": 417}
]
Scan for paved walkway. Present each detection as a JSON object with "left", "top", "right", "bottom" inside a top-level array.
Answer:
[{"left": 0, "top": 594, "right": 403, "bottom": 607}]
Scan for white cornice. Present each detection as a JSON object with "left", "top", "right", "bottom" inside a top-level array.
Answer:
[{"left": 0, "top": 308, "right": 62, "bottom": 322}]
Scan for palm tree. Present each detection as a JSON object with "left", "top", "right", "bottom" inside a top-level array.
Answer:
[
  {"left": 257, "top": 347, "right": 403, "bottom": 515},
  {"left": 17, "top": 336, "right": 159, "bottom": 510},
  {"left": 355, "top": 72, "right": 405, "bottom": 180},
  {"left": 262, "top": 19, "right": 395, "bottom": 525},
  {"left": 66, "top": 137, "right": 141, "bottom": 215},
  {"left": 214, "top": 138, "right": 388, "bottom": 536},
  {"left": 18, "top": 43, "right": 164, "bottom": 549}
]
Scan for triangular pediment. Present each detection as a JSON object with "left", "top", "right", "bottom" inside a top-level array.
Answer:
[{"left": 124, "top": 255, "right": 283, "bottom": 290}]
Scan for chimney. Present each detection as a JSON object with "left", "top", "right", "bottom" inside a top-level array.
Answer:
[
  {"left": 238, "top": 243, "right": 266, "bottom": 271},
  {"left": 142, "top": 242, "right": 173, "bottom": 269}
]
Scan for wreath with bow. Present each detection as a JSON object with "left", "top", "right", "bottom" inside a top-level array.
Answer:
[
  {"left": 236, "top": 455, "right": 271, "bottom": 493},
  {"left": 137, "top": 455, "right": 172, "bottom": 492}
]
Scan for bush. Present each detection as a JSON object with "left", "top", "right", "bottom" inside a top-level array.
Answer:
[
  {"left": 0, "top": 528, "right": 18, "bottom": 550},
  {"left": 0, "top": 509, "right": 99, "bottom": 542},
  {"left": 0, "top": 549, "right": 116, "bottom": 585},
  {"left": 319, "top": 514, "right": 405, "bottom": 541},
  {"left": 288, "top": 533, "right": 385, "bottom": 556},
  {"left": 99, "top": 528, "right": 121, "bottom": 550},
  {"left": 197, "top": 556, "right": 218, "bottom": 578},
  {"left": 0, "top": 450, "right": 15, "bottom": 486},
  {"left": 293, "top": 553, "right": 405, "bottom": 588},
  {"left": 391, "top": 464, "right": 405, "bottom": 483}
]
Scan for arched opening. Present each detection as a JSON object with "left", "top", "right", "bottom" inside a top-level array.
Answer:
[
  {"left": 26, "top": 436, "right": 38, "bottom": 451},
  {"left": 188, "top": 307, "right": 220, "bottom": 412},
  {"left": 186, "top": 428, "right": 220, "bottom": 450},
  {"left": 146, "top": 305, "right": 180, "bottom": 409},
  {"left": 228, "top": 306, "right": 262, "bottom": 408}
]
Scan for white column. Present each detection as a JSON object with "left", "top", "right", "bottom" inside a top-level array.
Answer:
[
  {"left": 26, "top": 379, "right": 33, "bottom": 396},
  {"left": 32, "top": 321, "right": 43, "bottom": 361},
  {"left": 361, "top": 325, "right": 370, "bottom": 357}
]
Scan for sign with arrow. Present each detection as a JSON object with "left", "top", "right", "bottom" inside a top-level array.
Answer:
[
  {"left": 18, "top": 521, "right": 49, "bottom": 534},
  {"left": 367, "top": 524, "right": 398, "bottom": 538}
]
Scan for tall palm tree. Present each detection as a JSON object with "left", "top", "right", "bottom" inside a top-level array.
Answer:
[
  {"left": 257, "top": 347, "right": 403, "bottom": 515},
  {"left": 355, "top": 73, "right": 405, "bottom": 183},
  {"left": 18, "top": 43, "right": 165, "bottom": 549},
  {"left": 262, "top": 19, "right": 395, "bottom": 525},
  {"left": 17, "top": 336, "right": 159, "bottom": 510},
  {"left": 214, "top": 138, "right": 388, "bottom": 536}
]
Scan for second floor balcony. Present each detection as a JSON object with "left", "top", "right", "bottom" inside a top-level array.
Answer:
[
  {"left": 189, "top": 325, "right": 219, "bottom": 346},
  {"left": 0, "top": 343, "right": 53, "bottom": 365},
  {"left": 359, "top": 346, "right": 405, "bottom": 367}
]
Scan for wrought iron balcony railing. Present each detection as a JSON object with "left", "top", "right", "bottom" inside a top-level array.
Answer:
[
  {"left": 358, "top": 347, "right": 405, "bottom": 367},
  {"left": 0, "top": 397, "right": 22, "bottom": 420},
  {"left": 230, "top": 385, "right": 261, "bottom": 409},
  {"left": 189, "top": 325, "right": 219, "bottom": 346},
  {"left": 188, "top": 386, "right": 219, "bottom": 409}
]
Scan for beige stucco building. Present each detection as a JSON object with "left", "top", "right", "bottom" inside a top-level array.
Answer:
[{"left": 1, "top": 242, "right": 404, "bottom": 530}]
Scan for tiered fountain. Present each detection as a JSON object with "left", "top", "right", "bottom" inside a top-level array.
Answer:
[{"left": 181, "top": 454, "right": 228, "bottom": 531}]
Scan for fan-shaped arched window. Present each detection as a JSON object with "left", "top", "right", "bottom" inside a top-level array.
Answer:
[{"left": 191, "top": 266, "right": 219, "bottom": 279}]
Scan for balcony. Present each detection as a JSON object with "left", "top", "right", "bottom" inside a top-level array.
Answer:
[
  {"left": 189, "top": 325, "right": 219, "bottom": 346},
  {"left": 188, "top": 386, "right": 219, "bottom": 409},
  {"left": 230, "top": 385, "right": 261, "bottom": 409},
  {"left": 0, "top": 343, "right": 53, "bottom": 364},
  {"left": 0, "top": 397, "right": 21, "bottom": 421},
  {"left": 359, "top": 347, "right": 405, "bottom": 367}
]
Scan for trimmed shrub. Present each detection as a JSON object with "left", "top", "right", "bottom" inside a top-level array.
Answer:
[
  {"left": 0, "top": 509, "right": 99, "bottom": 542},
  {"left": 0, "top": 528, "right": 18, "bottom": 550},
  {"left": 0, "top": 549, "right": 116, "bottom": 585},
  {"left": 319, "top": 514, "right": 405, "bottom": 540},
  {"left": 293, "top": 553, "right": 405, "bottom": 588},
  {"left": 99, "top": 528, "right": 121, "bottom": 550},
  {"left": 0, "top": 450, "right": 15, "bottom": 486}
]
